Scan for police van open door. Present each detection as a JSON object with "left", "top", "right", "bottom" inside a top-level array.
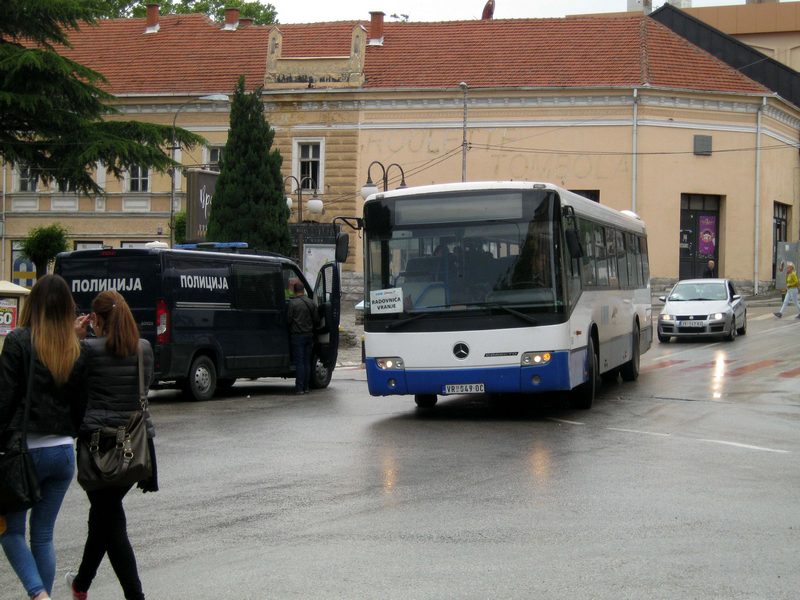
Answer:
[{"left": 312, "top": 261, "right": 340, "bottom": 388}]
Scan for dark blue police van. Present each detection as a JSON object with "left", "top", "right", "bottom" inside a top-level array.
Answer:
[{"left": 55, "top": 245, "right": 342, "bottom": 401}]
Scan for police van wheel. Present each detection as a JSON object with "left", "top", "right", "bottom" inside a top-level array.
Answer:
[
  {"left": 184, "top": 355, "right": 217, "bottom": 401},
  {"left": 309, "top": 356, "right": 332, "bottom": 389}
]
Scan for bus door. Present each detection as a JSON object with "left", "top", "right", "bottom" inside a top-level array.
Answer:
[{"left": 313, "top": 262, "right": 341, "bottom": 368}]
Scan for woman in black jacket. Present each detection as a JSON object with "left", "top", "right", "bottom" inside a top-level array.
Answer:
[
  {"left": 67, "top": 290, "right": 156, "bottom": 600},
  {"left": 0, "top": 274, "right": 88, "bottom": 600}
]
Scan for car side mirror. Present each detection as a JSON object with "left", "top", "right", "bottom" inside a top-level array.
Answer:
[
  {"left": 658, "top": 296, "right": 666, "bottom": 302},
  {"left": 732, "top": 294, "right": 741, "bottom": 300}
]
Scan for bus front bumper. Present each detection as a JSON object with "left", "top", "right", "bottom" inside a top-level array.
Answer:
[{"left": 365, "top": 351, "right": 575, "bottom": 396}]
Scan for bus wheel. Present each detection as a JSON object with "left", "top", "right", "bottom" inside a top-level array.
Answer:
[
  {"left": 310, "top": 355, "right": 332, "bottom": 389},
  {"left": 184, "top": 355, "right": 217, "bottom": 402},
  {"left": 620, "top": 325, "right": 640, "bottom": 382},
  {"left": 415, "top": 394, "right": 438, "bottom": 408},
  {"left": 570, "top": 338, "right": 597, "bottom": 410}
]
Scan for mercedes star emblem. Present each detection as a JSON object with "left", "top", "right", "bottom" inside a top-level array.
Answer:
[{"left": 453, "top": 343, "right": 469, "bottom": 359}]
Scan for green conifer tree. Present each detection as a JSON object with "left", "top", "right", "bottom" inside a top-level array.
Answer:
[{"left": 206, "top": 76, "right": 291, "bottom": 254}]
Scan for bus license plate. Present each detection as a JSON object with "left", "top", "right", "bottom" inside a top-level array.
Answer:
[
  {"left": 445, "top": 383, "right": 485, "bottom": 394},
  {"left": 679, "top": 321, "right": 705, "bottom": 328}
]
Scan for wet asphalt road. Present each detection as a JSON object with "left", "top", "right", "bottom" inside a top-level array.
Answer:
[{"left": 2, "top": 306, "right": 799, "bottom": 599}]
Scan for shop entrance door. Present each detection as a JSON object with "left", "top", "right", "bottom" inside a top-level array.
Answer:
[{"left": 679, "top": 194, "right": 720, "bottom": 280}]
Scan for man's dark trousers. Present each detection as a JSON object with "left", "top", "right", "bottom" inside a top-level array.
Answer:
[{"left": 291, "top": 333, "right": 314, "bottom": 392}]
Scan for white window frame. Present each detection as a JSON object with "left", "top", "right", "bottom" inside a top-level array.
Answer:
[
  {"left": 292, "top": 138, "right": 325, "bottom": 191},
  {"left": 207, "top": 146, "right": 224, "bottom": 172},
  {"left": 14, "top": 164, "right": 38, "bottom": 193}
]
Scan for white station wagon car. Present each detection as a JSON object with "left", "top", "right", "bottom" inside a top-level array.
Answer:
[{"left": 657, "top": 278, "right": 747, "bottom": 343}]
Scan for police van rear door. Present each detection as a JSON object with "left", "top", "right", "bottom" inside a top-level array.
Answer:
[{"left": 54, "top": 249, "right": 161, "bottom": 348}]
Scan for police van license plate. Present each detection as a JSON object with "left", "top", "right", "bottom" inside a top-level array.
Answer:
[{"left": 444, "top": 383, "right": 485, "bottom": 394}]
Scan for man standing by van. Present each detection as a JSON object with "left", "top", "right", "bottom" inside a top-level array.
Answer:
[{"left": 287, "top": 281, "right": 318, "bottom": 394}]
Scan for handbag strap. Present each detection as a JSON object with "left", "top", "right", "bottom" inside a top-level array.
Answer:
[
  {"left": 137, "top": 343, "right": 148, "bottom": 411},
  {"left": 19, "top": 332, "right": 37, "bottom": 444}
]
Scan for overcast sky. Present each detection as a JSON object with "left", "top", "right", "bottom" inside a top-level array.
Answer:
[{"left": 272, "top": 0, "right": 749, "bottom": 24}]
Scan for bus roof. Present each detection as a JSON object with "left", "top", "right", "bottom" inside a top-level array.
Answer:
[{"left": 364, "top": 181, "right": 646, "bottom": 234}]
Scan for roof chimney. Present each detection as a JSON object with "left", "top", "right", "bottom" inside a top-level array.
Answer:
[
  {"left": 369, "top": 11, "right": 384, "bottom": 46},
  {"left": 145, "top": 3, "right": 160, "bottom": 34},
  {"left": 223, "top": 7, "right": 240, "bottom": 30},
  {"left": 239, "top": 17, "right": 253, "bottom": 28},
  {"left": 482, "top": 0, "right": 495, "bottom": 20}
]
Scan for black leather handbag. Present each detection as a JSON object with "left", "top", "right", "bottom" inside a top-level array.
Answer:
[
  {"left": 0, "top": 340, "right": 42, "bottom": 514},
  {"left": 77, "top": 345, "right": 152, "bottom": 491}
]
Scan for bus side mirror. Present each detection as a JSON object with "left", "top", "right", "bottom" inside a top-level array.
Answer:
[
  {"left": 335, "top": 232, "right": 350, "bottom": 263},
  {"left": 565, "top": 230, "right": 583, "bottom": 258}
]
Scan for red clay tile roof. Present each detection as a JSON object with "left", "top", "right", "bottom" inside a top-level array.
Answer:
[
  {"left": 55, "top": 14, "right": 270, "bottom": 95},
  {"left": 50, "top": 13, "right": 768, "bottom": 97},
  {"left": 363, "top": 17, "right": 768, "bottom": 94}
]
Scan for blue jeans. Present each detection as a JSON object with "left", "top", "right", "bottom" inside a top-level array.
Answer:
[
  {"left": 291, "top": 334, "right": 314, "bottom": 392},
  {"left": 1, "top": 444, "right": 75, "bottom": 598}
]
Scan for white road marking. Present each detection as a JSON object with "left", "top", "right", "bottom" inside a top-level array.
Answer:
[
  {"left": 547, "top": 418, "right": 585, "bottom": 426},
  {"left": 697, "top": 439, "right": 790, "bottom": 454},
  {"left": 607, "top": 427, "right": 670, "bottom": 437}
]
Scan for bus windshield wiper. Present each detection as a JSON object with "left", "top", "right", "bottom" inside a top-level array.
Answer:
[
  {"left": 466, "top": 302, "right": 538, "bottom": 325},
  {"left": 385, "top": 312, "right": 431, "bottom": 330}
]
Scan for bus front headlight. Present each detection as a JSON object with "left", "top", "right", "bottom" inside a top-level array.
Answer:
[
  {"left": 521, "top": 352, "right": 552, "bottom": 366},
  {"left": 376, "top": 357, "right": 404, "bottom": 370}
]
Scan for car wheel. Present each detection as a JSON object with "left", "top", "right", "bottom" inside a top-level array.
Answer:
[
  {"left": 570, "top": 337, "right": 597, "bottom": 410},
  {"left": 725, "top": 317, "right": 737, "bottom": 342},
  {"left": 414, "top": 394, "right": 438, "bottom": 408},
  {"left": 183, "top": 355, "right": 217, "bottom": 401},
  {"left": 657, "top": 332, "right": 669, "bottom": 343},
  {"left": 737, "top": 311, "right": 747, "bottom": 335},
  {"left": 620, "top": 324, "right": 640, "bottom": 382}
]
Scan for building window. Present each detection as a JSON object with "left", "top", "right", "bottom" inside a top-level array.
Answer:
[
  {"left": 129, "top": 165, "right": 149, "bottom": 192},
  {"left": 74, "top": 241, "right": 103, "bottom": 251},
  {"left": 17, "top": 164, "right": 38, "bottom": 192},
  {"left": 571, "top": 190, "right": 600, "bottom": 203},
  {"left": 293, "top": 139, "right": 324, "bottom": 190},
  {"left": 209, "top": 147, "right": 224, "bottom": 172}
]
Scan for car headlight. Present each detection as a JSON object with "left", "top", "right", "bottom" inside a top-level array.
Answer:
[
  {"left": 712, "top": 312, "right": 726, "bottom": 321},
  {"left": 521, "top": 351, "right": 552, "bottom": 366},
  {"left": 376, "top": 357, "right": 404, "bottom": 370},
  {"left": 660, "top": 314, "right": 673, "bottom": 321}
]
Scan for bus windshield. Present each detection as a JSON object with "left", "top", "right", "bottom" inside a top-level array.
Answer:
[{"left": 364, "top": 190, "right": 564, "bottom": 316}]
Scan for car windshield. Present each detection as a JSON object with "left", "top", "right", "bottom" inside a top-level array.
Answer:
[{"left": 668, "top": 282, "right": 727, "bottom": 302}]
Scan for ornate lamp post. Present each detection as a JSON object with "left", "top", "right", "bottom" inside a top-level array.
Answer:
[
  {"left": 170, "top": 93, "right": 229, "bottom": 246},
  {"left": 283, "top": 175, "right": 323, "bottom": 223},
  {"left": 360, "top": 160, "right": 407, "bottom": 200}
]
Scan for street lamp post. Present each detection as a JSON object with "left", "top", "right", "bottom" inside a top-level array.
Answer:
[
  {"left": 283, "top": 175, "right": 322, "bottom": 223},
  {"left": 170, "top": 93, "right": 229, "bottom": 246},
  {"left": 459, "top": 81, "right": 468, "bottom": 183},
  {"left": 360, "top": 160, "right": 407, "bottom": 200}
]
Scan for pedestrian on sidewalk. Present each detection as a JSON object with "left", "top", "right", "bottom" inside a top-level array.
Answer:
[
  {"left": 287, "top": 281, "right": 318, "bottom": 394},
  {"left": 0, "top": 275, "right": 88, "bottom": 600},
  {"left": 67, "top": 290, "right": 157, "bottom": 600},
  {"left": 775, "top": 262, "right": 800, "bottom": 319}
]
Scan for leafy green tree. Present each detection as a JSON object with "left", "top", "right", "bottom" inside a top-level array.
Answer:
[
  {"left": 22, "top": 223, "right": 69, "bottom": 279},
  {"left": 206, "top": 76, "right": 290, "bottom": 254},
  {"left": 1, "top": 0, "right": 204, "bottom": 195},
  {"left": 101, "top": 1, "right": 278, "bottom": 24}
]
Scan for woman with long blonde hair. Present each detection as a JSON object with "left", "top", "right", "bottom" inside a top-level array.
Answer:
[{"left": 0, "top": 274, "right": 88, "bottom": 600}]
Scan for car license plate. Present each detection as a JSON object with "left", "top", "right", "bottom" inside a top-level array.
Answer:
[
  {"left": 679, "top": 320, "right": 705, "bottom": 328},
  {"left": 444, "top": 383, "right": 485, "bottom": 394}
]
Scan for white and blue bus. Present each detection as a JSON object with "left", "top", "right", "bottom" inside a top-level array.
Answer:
[{"left": 360, "top": 181, "right": 652, "bottom": 409}]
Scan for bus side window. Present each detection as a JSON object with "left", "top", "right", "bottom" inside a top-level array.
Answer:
[
  {"left": 616, "top": 229, "right": 629, "bottom": 288},
  {"left": 605, "top": 226, "right": 618, "bottom": 288},
  {"left": 627, "top": 233, "right": 641, "bottom": 288},
  {"left": 639, "top": 236, "right": 650, "bottom": 283},
  {"left": 594, "top": 224, "right": 609, "bottom": 287},
  {"left": 579, "top": 219, "right": 596, "bottom": 287}
]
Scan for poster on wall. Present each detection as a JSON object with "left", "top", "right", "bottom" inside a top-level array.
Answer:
[
  {"left": 0, "top": 298, "right": 18, "bottom": 336},
  {"left": 185, "top": 169, "right": 219, "bottom": 242},
  {"left": 697, "top": 215, "right": 717, "bottom": 258}
]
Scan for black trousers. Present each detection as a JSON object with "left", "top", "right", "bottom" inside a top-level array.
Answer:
[{"left": 73, "top": 484, "right": 144, "bottom": 600}]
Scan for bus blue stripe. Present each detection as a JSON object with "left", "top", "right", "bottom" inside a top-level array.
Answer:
[{"left": 366, "top": 351, "right": 578, "bottom": 396}]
